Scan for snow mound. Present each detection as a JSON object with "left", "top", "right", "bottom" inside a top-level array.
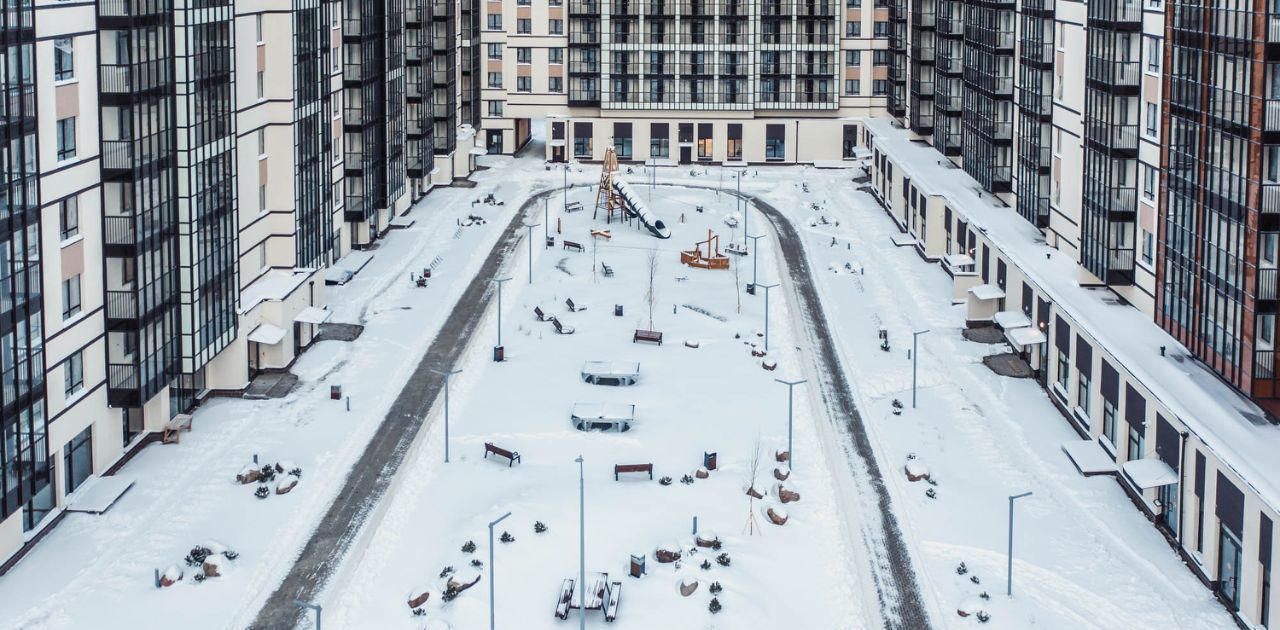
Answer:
[{"left": 905, "top": 461, "right": 930, "bottom": 481}]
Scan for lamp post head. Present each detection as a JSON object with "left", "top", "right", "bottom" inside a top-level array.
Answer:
[
  {"left": 1010, "top": 491, "right": 1033, "bottom": 501},
  {"left": 574, "top": 455, "right": 583, "bottom": 464},
  {"left": 914, "top": 329, "right": 931, "bottom": 336}
]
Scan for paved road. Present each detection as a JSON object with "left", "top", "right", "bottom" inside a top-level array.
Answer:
[
  {"left": 750, "top": 193, "right": 932, "bottom": 629},
  {"left": 249, "top": 193, "right": 540, "bottom": 629}
]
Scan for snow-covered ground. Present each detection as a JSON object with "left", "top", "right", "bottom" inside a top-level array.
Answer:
[
  {"left": 0, "top": 133, "right": 1242, "bottom": 630},
  {"left": 0, "top": 151, "right": 546, "bottom": 630},
  {"left": 323, "top": 183, "right": 869, "bottom": 629}
]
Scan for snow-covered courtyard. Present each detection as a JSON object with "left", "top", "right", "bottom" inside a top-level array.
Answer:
[{"left": 0, "top": 132, "right": 1243, "bottom": 630}]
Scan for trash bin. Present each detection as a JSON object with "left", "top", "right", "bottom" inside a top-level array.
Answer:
[
  {"left": 493, "top": 345, "right": 505, "bottom": 362},
  {"left": 746, "top": 283, "right": 756, "bottom": 295},
  {"left": 330, "top": 385, "right": 342, "bottom": 400},
  {"left": 614, "top": 304, "right": 624, "bottom": 317}
]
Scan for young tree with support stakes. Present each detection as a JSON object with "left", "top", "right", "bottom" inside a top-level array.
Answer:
[{"left": 645, "top": 248, "right": 659, "bottom": 329}]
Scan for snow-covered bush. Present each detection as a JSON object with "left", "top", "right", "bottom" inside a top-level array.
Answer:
[
  {"left": 461, "top": 540, "right": 477, "bottom": 553},
  {"left": 970, "top": 575, "right": 980, "bottom": 584},
  {"left": 709, "top": 581, "right": 723, "bottom": 595},
  {"left": 470, "top": 559, "right": 483, "bottom": 568},
  {"left": 289, "top": 467, "right": 303, "bottom": 478},
  {"left": 979, "top": 591, "right": 990, "bottom": 600},
  {"left": 701, "top": 559, "right": 712, "bottom": 571},
  {"left": 534, "top": 521, "right": 548, "bottom": 534},
  {"left": 956, "top": 562, "right": 968, "bottom": 575},
  {"left": 412, "top": 608, "right": 427, "bottom": 617},
  {"left": 976, "top": 611, "right": 991, "bottom": 623},
  {"left": 925, "top": 488, "right": 937, "bottom": 499},
  {"left": 439, "top": 566, "right": 455, "bottom": 578},
  {"left": 716, "top": 553, "right": 731, "bottom": 567},
  {"left": 500, "top": 531, "right": 515, "bottom": 543},
  {"left": 255, "top": 485, "right": 270, "bottom": 499},
  {"left": 659, "top": 476, "right": 673, "bottom": 486},
  {"left": 680, "top": 474, "right": 695, "bottom": 485},
  {"left": 184, "top": 546, "right": 212, "bottom": 568},
  {"left": 259, "top": 465, "right": 277, "bottom": 482},
  {"left": 709, "top": 597, "right": 722, "bottom": 614}
]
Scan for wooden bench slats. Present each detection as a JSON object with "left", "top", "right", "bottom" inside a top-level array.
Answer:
[
  {"left": 633, "top": 329, "right": 663, "bottom": 345},
  {"left": 613, "top": 463, "right": 653, "bottom": 480},
  {"left": 484, "top": 442, "right": 521, "bottom": 466}
]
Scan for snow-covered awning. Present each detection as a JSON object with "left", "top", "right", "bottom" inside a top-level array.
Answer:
[
  {"left": 943, "top": 254, "right": 975, "bottom": 268},
  {"left": 968, "top": 284, "right": 1005, "bottom": 301},
  {"left": 247, "top": 323, "right": 286, "bottom": 345},
  {"left": 994, "top": 310, "right": 1031, "bottom": 330},
  {"left": 1061, "top": 440, "right": 1117, "bottom": 476},
  {"left": 294, "top": 307, "right": 332, "bottom": 325},
  {"left": 1122, "top": 458, "right": 1179, "bottom": 489},
  {"left": 1005, "top": 326, "right": 1046, "bottom": 348},
  {"left": 571, "top": 403, "right": 635, "bottom": 421},
  {"left": 548, "top": 139, "right": 566, "bottom": 147}
]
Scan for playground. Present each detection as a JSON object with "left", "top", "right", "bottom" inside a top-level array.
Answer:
[{"left": 324, "top": 159, "right": 865, "bottom": 629}]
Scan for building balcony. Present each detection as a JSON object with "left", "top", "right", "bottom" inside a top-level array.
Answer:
[
  {"left": 1021, "top": 40, "right": 1053, "bottom": 66},
  {"left": 937, "top": 93, "right": 961, "bottom": 112},
  {"left": 911, "top": 45, "right": 934, "bottom": 63},
  {"left": 937, "top": 16, "right": 962, "bottom": 36},
  {"left": 1020, "top": 144, "right": 1051, "bottom": 171},
  {"left": 100, "top": 61, "right": 172, "bottom": 94},
  {"left": 1088, "top": 1, "right": 1141, "bottom": 25},
  {"left": 1087, "top": 57, "right": 1139, "bottom": 88},
  {"left": 1267, "top": 100, "right": 1280, "bottom": 132},
  {"left": 1263, "top": 184, "right": 1280, "bottom": 214},
  {"left": 1096, "top": 186, "right": 1137, "bottom": 218},
  {"left": 1257, "top": 349, "right": 1276, "bottom": 381},
  {"left": 912, "top": 11, "right": 935, "bottom": 28},
  {"left": 99, "top": 0, "right": 165, "bottom": 17},
  {"left": 911, "top": 78, "right": 934, "bottom": 96},
  {"left": 1086, "top": 122, "right": 1138, "bottom": 152},
  {"left": 107, "top": 363, "right": 140, "bottom": 407},
  {"left": 106, "top": 290, "right": 138, "bottom": 321},
  {"left": 1259, "top": 267, "right": 1279, "bottom": 303},
  {"left": 936, "top": 55, "right": 960, "bottom": 75},
  {"left": 569, "top": 32, "right": 601, "bottom": 45}
]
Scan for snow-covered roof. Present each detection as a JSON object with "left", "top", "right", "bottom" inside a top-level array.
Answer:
[
  {"left": 1123, "top": 459, "right": 1179, "bottom": 489},
  {"left": 865, "top": 115, "right": 1280, "bottom": 510},
  {"left": 294, "top": 306, "right": 332, "bottom": 325},
  {"left": 1061, "top": 440, "right": 1117, "bottom": 475},
  {"left": 581, "top": 362, "right": 640, "bottom": 378},
  {"left": 247, "top": 323, "right": 286, "bottom": 345},
  {"left": 968, "top": 284, "right": 1005, "bottom": 301},
  {"left": 240, "top": 269, "right": 309, "bottom": 314},
  {"left": 994, "top": 310, "right": 1031, "bottom": 330},
  {"left": 1005, "top": 326, "right": 1046, "bottom": 348},
  {"left": 943, "top": 253, "right": 975, "bottom": 268},
  {"left": 571, "top": 403, "right": 635, "bottom": 421}
]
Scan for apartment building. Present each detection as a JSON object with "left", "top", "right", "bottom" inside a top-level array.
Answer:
[
  {"left": 479, "top": 0, "right": 889, "bottom": 163},
  {"left": 0, "top": 0, "right": 477, "bottom": 567}
]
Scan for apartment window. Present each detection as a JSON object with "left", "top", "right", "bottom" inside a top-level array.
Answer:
[
  {"left": 488, "top": 14, "right": 502, "bottom": 29},
  {"left": 872, "top": 79, "right": 888, "bottom": 95},
  {"left": 65, "top": 350, "right": 84, "bottom": 398},
  {"left": 517, "top": 76, "right": 532, "bottom": 92},
  {"left": 517, "top": 48, "right": 531, "bottom": 64},
  {"left": 1144, "top": 164, "right": 1157, "bottom": 200},
  {"left": 614, "top": 122, "right": 633, "bottom": 159},
  {"left": 1141, "top": 230, "right": 1154, "bottom": 265},
  {"left": 843, "top": 125, "right": 858, "bottom": 158},
  {"left": 873, "top": 21, "right": 888, "bottom": 37},
  {"left": 54, "top": 38, "right": 74, "bottom": 81},
  {"left": 550, "top": 19, "right": 563, "bottom": 34},
  {"left": 726, "top": 124, "right": 742, "bottom": 160},
  {"left": 873, "top": 50, "right": 888, "bottom": 66},
  {"left": 62, "top": 275, "right": 81, "bottom": 320},
  {"left": 846, "top": 0, "right": 861, "bottom": 6},
  {"left": 1126, "top": 422, "right": 1144, "bottom": 462},
  {"left": 259, "top": 184, "right": 267, "bottom": 210},
  {"left": 765, "top": 124, "right": 785, "bottom": 160},
  {"left": 573, "top": 122, "right": 592, "bottom": 158},
  {"left": 846, "top": 21, "right": 861, "bottom": 37},
  {"left": 63, "top": 426, "right": 92, "bottom": 496},
  {"left": 59, "top": 195, "right": 79, "bottom": 240},
  {"left": 257, "top": 71, "right": 265, "bottom": 99},
  {"left": 488, "top": 43, "right": 503, "bottom": 59},
  {"left": 697, "top": 123, "right": 713, "bottom": 160},
  {"left": 487, "top": 100, "right": 503, "bottom": 116},
  {"left": 256, "top": 15, "right": 264, "bottom": 43},
  {"left": 1145, "top": 36, "right": 1160, "bottom": 73},
  {"left": 845, "top": 79, "right": 861, "bottom": 95},
  {"left": 550, "top": 48, "right": 564, "bottom": 65},
  {"left": 257, "top": 129, "right": 266, "bottom": 157},
  {"left": 1103, "top": 399, "right": 1118, "bottom": 446},
  {"left": 550, "top": 0, "right": 562, "bottom": 5},
  {"left": 650, "top": 122, "right": 669, "bottom": 158},
  {"left": 1077, "top": 371, "right": 1092, "bottom": 416},
  {"left": 1056, "top": 350, "right": 1069, "bottom": 390},
  {"left": 517, "top": 18, "right": 531, "bottom": 33},
  {"left": 1145, "top": 102, "right": 1158, "bottom": 137},
  {"left": 517, "top": 0, "right": 531, "bottom": 4},
  {"left": 1265, "top": 232, "right": 1279, "bottom": 267},
  {"left": 846, "top": 50, "right": 861, "bottom": 66},
  {"left": 1262, "top": 314, "right": 1276, "bottom": 350},
  {"left": 549, "top": 76, "right": 563, "bottom": 93},
  {"left": 488, "top": 72, "right": 503, "bottom": 88},
  {"left": 56, "top": 117, "right": 76, "bottom": 161}
]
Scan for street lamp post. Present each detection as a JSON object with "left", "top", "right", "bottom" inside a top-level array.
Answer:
[
  {"left": 1007, "top": 491, "right": 1033, "bottom": 597},
  {"left": 525, "top": 222, "right": 541, "bottom": 284},
  {"left": 774, "top": 379, "right": 806, "bottom": 469},
  {"left": 493, "top": 277, "right": 511, "bottom": 360},
  {"left": 746, "top": 234, "right": 765, "bottom": 288},
  {"left": 575, "top": 455, "right": 586, "bottom": 630},
  {"left": 429, "top": 368, "right": 462, "bottom": 462},
  {"left": 563, "top": 163, "right": 569, "bottom": 211},
  {"left": 737, "top": 169, "right": 748, "bottom": 242},
  {"left": 912, "top": 329, "right": 930, "bottom": 408},
  {"left": 293, "top": 600, "right": 321, "bottom": 630},
  {"left": 758, "top": 283, "right": 779, "bottom": 352},
  {"left": 543, "top": 196, "right": 550, "bottom": 245},
  {"left": 488, "top": 511, "right": 513, "bottom": 630}
]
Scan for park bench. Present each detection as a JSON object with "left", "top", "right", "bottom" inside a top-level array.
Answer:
[
  {"left": 633, "top": 329, "right": 663, "bottom": 345},
  {"left": 566, "top": 298, "right": 585, "bottom": 312},
  {"left": 484, "top": 442, "right": 522, "bottom": 467},
  {"left": 601, "top": 263, "right": 614, "bottom": 277},
  {"left": 534, "top": 306, "right": 550, "bottom": 321},
  {"left": 614, "top": 463, "right": 654, "bottom": 481},
  {"left": 564, "top": 240, "right": 584, "bottom": 252},
  {"left": 564, "top": 201, "right": 584, "bottom": 213},
  {"left": 162, "top": 414, "right": 193, "bottom": 444},
  {"left": 551, "top": 317, "right": 575, "bottom": 335}
]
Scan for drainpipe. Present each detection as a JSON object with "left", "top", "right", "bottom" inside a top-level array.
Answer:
[{"left": 1178, "top": 430, "right": 1189, "bottom": 548}]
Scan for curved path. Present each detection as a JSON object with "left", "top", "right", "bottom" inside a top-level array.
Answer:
[{"left": 249, "top": 191, "right": 545, "bottom": 629}]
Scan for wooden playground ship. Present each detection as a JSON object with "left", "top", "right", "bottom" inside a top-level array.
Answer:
[{"left": 680, "top": 229, "right": 731, "bottom": 270}]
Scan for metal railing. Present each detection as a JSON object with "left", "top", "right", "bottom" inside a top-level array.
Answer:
[
  {"left": 108, "top": 363, "right": 139, "bottom": 391},
  {"left": 100, "top": 61, "right": 172, "bottom": 94},
  {"left": 1264, "top": 184, "right": 1280, "bottom": 213},
  {"left": 1259, "top": 267, "right": 1279, "bottom": 301},
  {"left": 1086, "top": 122, "right": 1138, "bottom": 151},
  {"left": 1087, "top": 57, "right": 1139, "bottom": 87},
  {"left": 104, "top": 215, "right": 135, "bottom": 246},
  {"left": 106, "top": 290, "right": 137, "bottom": 320}
]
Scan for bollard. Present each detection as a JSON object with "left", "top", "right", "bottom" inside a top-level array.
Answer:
[
  {"left": 345, "top": 396, "right": 350, "bottom": 412},
  {"left": 692, "top": 516, "right": 698, "bottom": 535},
  {"left": 253, "top": 454, "right": 258, "bottom": 465},
  {"left": 154, "top": 568, "right": 161, "bottom": 588}
]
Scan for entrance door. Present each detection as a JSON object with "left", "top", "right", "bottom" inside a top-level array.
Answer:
[
  {"left": 1160, "top": 482, "right": 1179, "bottom": 535},
  {"left": 552, "top": 146, "right": 565, "bottom": 163},
  {"left": 1219, "top": 527, "right": 1243, "bottom": 610},
  {"left": 487, "top": 130, "right": 503, "bottom": 154},
  {"left": 680, "top": 146, "right": 692, "bottom": 163}
]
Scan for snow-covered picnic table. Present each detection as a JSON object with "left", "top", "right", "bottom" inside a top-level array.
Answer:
[{"left": 580, "top": 361, "right": 640, "bottom": 386}]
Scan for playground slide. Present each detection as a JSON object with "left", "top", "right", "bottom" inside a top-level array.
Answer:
[{"left": 613, "top": 178, "right": 671, "bottom": 239}]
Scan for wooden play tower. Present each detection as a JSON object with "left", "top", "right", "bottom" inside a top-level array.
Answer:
[
  {"left": 594, "top": 146, "right": 627, "bottom": 224},
  {"left": 680, "top": 230, "right": 731, "bottom": 270}
]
